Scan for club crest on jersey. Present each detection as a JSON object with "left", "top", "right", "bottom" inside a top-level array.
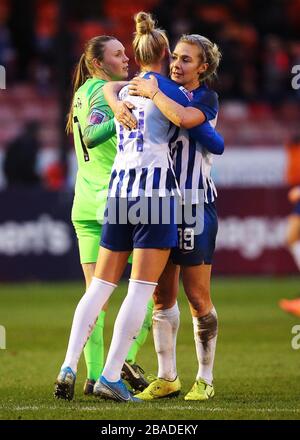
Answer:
[
  {"left": 74, "top": 97, "right": 82, "bottom": 109},
  {"left": 179, "top": 86, "right": 193, "bottom": 101},
  {"left": 89, "top": 109, "right": 106, "bottom": 125}
]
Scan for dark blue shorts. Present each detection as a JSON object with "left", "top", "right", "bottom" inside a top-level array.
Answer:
[
  {"left": 294, "top": 201, "right": 300, "bottom": 215},
  {"left": 100, "top": 196, "right": 178, "bottom": 251},
  {"left": 171, "top": 202, "right": 218, "bottom": 266}
]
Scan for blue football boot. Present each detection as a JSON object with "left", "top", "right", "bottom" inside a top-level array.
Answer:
[{"left": 93, "top": 376, "right": 143, "bottom": 402}]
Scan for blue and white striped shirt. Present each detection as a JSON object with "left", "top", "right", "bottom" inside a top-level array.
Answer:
[
  {"left": 108, "top": 75, "right": 221, "bottom": 203},
  {"left": 171, "top": 84, "right": 219, "bottom": 204},
  {"left": 108, "top": 74, "right": 195, "bottom": 198}
]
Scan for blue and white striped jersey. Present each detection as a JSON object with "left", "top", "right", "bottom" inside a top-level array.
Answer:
[
  {"left": 109, "top": 74, "right": 194, "bottom": 198},
  {"left": 171, "top": 84, "right": 219, "bottom": 204},
  {"left": 108, "top": 74, "right": 220, "bottom": 203}
]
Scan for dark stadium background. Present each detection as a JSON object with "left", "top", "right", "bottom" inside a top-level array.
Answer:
[
  {"left": 1, "top": 0, "right": 300, "bottom": 280},
  {"left": 0, "top": 0, "right": 300, "bottom": 423},
  {"left": 0, "top": 0, "right": 300, "bottom": 280}
]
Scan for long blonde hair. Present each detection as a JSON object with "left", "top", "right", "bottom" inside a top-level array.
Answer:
[
  {"left": 179, "top": 34, "right": 221, "bottom": 83},
  {"left": 132, "top": 11, "right": 169, "bottom": 67},
  {"left": 66, "top": 35, "right": 116, "bottom": 134}
]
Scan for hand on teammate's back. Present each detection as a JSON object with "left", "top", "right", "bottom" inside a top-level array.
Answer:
[
  {"left": 129, "top": 75, "right": 159, "bottom": 99},
  {"left": 115, "top": 101, "right": 137, "bottom": 130}
]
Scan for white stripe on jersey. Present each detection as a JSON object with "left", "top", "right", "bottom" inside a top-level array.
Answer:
[
  {"left": 202, "top": 173, "right": 209, "bottom": 204},
  {"left": 119, "top": 171, "right": 131, "bottom": 197},
  {"left": 210, "top": 115, "right": 217, "bottom": 129},
  {"left": 145, "top": 168, "right": 153, "bottom": 197},
  {"left": 159, "top": 168, "right": 167, "bottom": 197},
  {"left": 191, "top": 150, "right": 202, "bottom": 204},
  {"left": 178, "top": 134, "right": 189, "bottom": 193},
  {"left": 131, "top": 169, "right": 142, "bottom": 197},
  {"left": 172, "top": 113, "right": 219, "bottom": 205},
  {"left": 107, "top": 167, "right": 181, "bottom": 198},
  {"left": 110, "top": 172, "right": 119, "bottom": 197},
  {"left": 209, "top": 177, "right": 218, "bottom": 200}
]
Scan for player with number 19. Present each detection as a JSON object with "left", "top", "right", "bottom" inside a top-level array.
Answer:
[{"left": 128, "top": 33, "right": 223, "bottom": 401}]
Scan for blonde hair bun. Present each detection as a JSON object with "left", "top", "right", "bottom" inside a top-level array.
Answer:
[{"left": 135, "top": 11, "right": 155, "bottom": 35}]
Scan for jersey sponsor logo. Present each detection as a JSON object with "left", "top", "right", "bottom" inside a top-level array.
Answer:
[
  {"left": 89, "top": 109, "right": 106, "bottom": 125},
  {"left": 179, "top": 86, "right": 193, "bottom": 102}
]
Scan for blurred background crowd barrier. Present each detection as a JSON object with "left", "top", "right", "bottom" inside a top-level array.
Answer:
[{"left": 0, "top": 0, "right": 300, "bottom": 280}]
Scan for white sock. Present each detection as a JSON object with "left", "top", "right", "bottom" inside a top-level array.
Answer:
[
  {"left": 193, "top": 307, "right": 218, "bottom": 386},
  {"left": 62, "top": 277, "right": 117, "bottom": 372},
  {"left": 102, "top": 279, "right": 157, "bottom": 382},
  {"left": 290, "top": 242, "right": 300, "bottom": 271},
  {"left": 153, "top": 302, "right": 180, "bottom": 381}
]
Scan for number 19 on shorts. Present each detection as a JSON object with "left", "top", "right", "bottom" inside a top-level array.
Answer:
[{"left": 178, "top": 227, "right": 195, "bottom": 250}]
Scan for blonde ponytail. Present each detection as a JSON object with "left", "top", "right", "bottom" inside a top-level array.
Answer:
[
  {"left": 133, "top": 11, "right": 169, "bottom": 67},
  {"left": 135, "top": 11, "right": 155, "bottom": 35}
]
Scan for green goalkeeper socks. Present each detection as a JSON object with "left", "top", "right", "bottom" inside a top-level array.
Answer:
[
  {"left": 84, "top": 310, "right": 106, "bottom": 381},
  {"left": 126, "top": 298, "right": 154, "bottom": 364}
]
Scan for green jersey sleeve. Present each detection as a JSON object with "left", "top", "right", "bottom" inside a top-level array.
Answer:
[
  {"left": 72, "top": 78, "right": 117, "bottom": 221},
  {"left": 83, "top": 113, "right": 116, "bottom": 148},
  {"left": 82, "top": 84, "right": 116, "bottom": 148},
  {"left": 72, "top": 77, "right": 116, "bottom": 190}
]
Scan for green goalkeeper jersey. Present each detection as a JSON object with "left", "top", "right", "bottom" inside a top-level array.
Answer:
[{"left": 71, "top": 77, "right": 116, "bottom": 222}]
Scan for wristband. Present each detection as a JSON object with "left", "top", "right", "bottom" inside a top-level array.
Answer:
[{"left": 151, "top": 90, "right": 159, "bottom": 100}]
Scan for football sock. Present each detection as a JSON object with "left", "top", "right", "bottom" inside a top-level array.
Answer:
[
  {"left": 290, "top": 242, "right": 300, "bottom": 271},
  {"left": 102, "top": 279, "right": 157, "bottom": 382},
  {"left": 62, "top": 277, "right": 116, "bottom": 373},
  {"left": 126, "top": 298, "right": 154, "bottom": 364},
  {"left": 84, "top": 310, "right": 106, "bottom": 380},
  {"left": 153, "top": 302, "right": 180, "bottom": 381},
  {"left": 193, "top": 307, "right": 218, "bottom": 386}
]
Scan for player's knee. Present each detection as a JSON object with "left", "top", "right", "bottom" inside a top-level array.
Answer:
[
  {"left": 153, "top": 285, "right": 176, "bottom": 309},
  {"left": 187, "top": 285, "right": 212, "bottom": 315},
  {"left": 191, "top": 300, "right": 212, "bottom": 316}
]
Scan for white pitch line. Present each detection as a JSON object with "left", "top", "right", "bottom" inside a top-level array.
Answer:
[{"left": 1, "top": 406, "right": 300, "bottom": 413}]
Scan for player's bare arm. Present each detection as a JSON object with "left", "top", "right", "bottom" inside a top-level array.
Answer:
[
  {"left": 128, "top": 75, "right": 205, "bottom": 129},
  {"left": 103, "top": 81, "right": 137, "bottom": 130}
]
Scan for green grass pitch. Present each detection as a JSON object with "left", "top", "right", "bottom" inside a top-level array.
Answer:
[{"left": 0, "top": 277, "right": 300, "bottom": 420}]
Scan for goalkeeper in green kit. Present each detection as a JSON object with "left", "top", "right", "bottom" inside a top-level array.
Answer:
[{"left": 66, "top": 35, "right": 152, "bottom": 395}]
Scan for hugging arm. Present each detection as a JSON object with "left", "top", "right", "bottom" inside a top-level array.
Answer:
[
  {"left": 189, "top": 123, "right": 224, "bottom": 155},
  {"left": 129, "top": 75, "right": 205, "bottom": 129},
  {"left": 83, "top": 112, "right": 116, "bottom": 148},
  {"left": 103, "top": 82, "right": 137, "bottom": 130}
]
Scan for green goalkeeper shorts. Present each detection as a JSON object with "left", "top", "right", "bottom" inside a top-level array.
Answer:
[{"left": 73, "top": 220, "right": 133, "bottom": 265}]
